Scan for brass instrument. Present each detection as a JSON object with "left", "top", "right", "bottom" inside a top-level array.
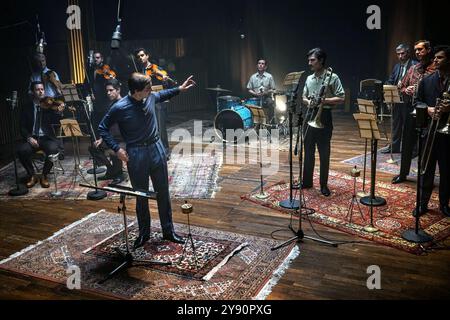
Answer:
[
  {"left": 437, "top": 92, "right": 450, "bottom": 135},
  {"left": 307, "top": 67, "right": 334, "bottom": 129},
  {"left": 411, "top": 74, "right": 424, "bottom": 116},
  {"left": 421, "top": 91, "right": 450, "bottom": 174}
]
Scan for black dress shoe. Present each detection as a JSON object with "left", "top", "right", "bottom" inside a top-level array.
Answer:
[
  {"left": 440, "top": 205, "right": 450, "bottom": 217},
  {"left": 412, "top": 206, "right": 429, "bottom": 218},
  {"left": 163, "top": 233, "right": 185, "bottom": 244},
  {"left": 320, "top": 186, "right": 331, "bottom": 197},
  {"left": 381, "top": 147, "right": 391, "bottom": 154},
  {"left": 109, "top": 173, "right": 125, "bottom": 186},
  {"left": 133, "top": 234, "right": 150, "bottom": 250},
  {"left": 300, "top": 183, "right": 313, "bottom": 190},
  {"left": 392, "top": 175, "right": 407, "bottom": 184}
]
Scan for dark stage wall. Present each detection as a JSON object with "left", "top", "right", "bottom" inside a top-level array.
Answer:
[{"left": 0, "top": 0, "right": 447, "bottom": 148}]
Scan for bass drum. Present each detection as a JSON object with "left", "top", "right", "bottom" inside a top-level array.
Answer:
[{"left": 214, "top": 105, "right": 254, "bottom": 142}]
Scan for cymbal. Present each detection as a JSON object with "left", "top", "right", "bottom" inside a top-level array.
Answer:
[{"left": 206, "top": 87, "right": 232, "bottom": 93}]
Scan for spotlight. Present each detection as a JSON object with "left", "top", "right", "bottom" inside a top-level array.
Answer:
[{"left": 276, "top": 95, "right": 287, "bottom": 113}]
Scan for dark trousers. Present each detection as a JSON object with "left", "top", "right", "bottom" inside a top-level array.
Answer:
[
  {"left": 303, "top": 109, "right": 333, "bottom": 187},
  {"left": 420, "top": 132, "right": 450, "bottom": 208},
  {"left": 399, "top": 105, "right": 418, "bottom": 177},
  {"left": 17, "top": 137, "right": 59, "bottom": 177},
  {"left": 88, "top": 144, "right": 123, "bottom": 176},
  {"left": 156, "top": 103, "right": 170, "bottom": 155},
  {"left": 391, "top": 103, "right": 407, "bottom": 152},
  {"left": 126, "top": 140, "right": 174, "bottom": 237}
]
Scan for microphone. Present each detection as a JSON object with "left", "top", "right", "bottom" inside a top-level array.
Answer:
[
  {"left": 6, "top": 91, "right": 18, "bottom": 110},
  {"left": 88, "top": 50, "right": 94, "bottom": 67},
  {"left": 111, "top": 24, "right": 122, "bottom": 49}
]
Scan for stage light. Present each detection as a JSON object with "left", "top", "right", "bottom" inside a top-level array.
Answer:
[{"left": 276, "top": 95, "right": 287, "bottom": 113}]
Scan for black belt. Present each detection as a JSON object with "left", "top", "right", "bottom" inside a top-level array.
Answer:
[{"left": 130, "top": 135, "right": 160, "bottom": 148}]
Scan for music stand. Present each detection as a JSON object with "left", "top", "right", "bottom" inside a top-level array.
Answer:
[
  {"left": 247, "top": 105, "right": 269, "bottom": 199},
  {"left": 279, "top": 72, "right": 304, "bottom": 210},
  {"left": 80, "top": 184, "right": 171, "bottom": 284},
  {"left": 384, "top": 85, "right": 403, "bottom": 165},
  {"left": 353, "top": 112, "right": 386, "bottom": 233}
]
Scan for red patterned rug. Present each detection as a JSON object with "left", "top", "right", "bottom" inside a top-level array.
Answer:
[
  {"left": 242, "top": 171, "right": 450, "bottom": 254},
  {"left": 0, "top": 211, "right": 298, "bottom": 300}
]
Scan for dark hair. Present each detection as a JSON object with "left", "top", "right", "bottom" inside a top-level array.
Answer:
[
  {"left": 30, "top": 81, "right": 44, "bottom": 91},
  {"left": 415, "top": 40, "right": 432, "bottom": 50},
  {"left": 396, "top": 43, "right": 410, "bottom": 53},
  {"left": 434, "top": 45, "right": 450, "bottom": 60},
  {"left": 135, "top": 48, "right": 150, "bottom": 57},
  {"left": 128, "top": 73, "right": 152, "bottom": 94},
  {"left": 105, "top": 78, "right": 121, "bottom": 90},
  {"left": 257, "top": 58, "right": 267, "bottom": 65},
  {"left": 93, "top": 51, "right": 103, "bottom": 58},
  {"left": 307, "top": 48, "right": 327, "bottom": 66}
]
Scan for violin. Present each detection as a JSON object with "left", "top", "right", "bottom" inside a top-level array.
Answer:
[
  {"left": 95, "top": 64, "right": 117, "bottom": 79},
  {"left": 39, "top": 97, "right": 75, "bottom": 113},
  {"left": 42, "top": 70, "right": 63, "bottom": 96},
  {"left": 145, "top": 64, "right": 177, "bottom": 85}
]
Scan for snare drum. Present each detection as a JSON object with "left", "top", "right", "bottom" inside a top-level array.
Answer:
[{"left": 214, "top": 105, "right": 254, "bottom": 142}]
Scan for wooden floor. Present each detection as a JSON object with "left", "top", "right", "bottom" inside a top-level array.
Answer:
[{"left": 0, "top": 111, "right": 449, "bottom": 300}]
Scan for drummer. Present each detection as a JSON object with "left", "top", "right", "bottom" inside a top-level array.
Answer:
[{"left": 247, "top": 58, "right": 276, "bottom": 124}]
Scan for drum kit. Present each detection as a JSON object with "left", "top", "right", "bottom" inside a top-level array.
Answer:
[{"left": 206, "top": 86, "right": 286, "bottom": 142}]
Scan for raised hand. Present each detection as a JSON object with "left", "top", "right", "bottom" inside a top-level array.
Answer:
[{"left": 179, "top": 75, "right": 196, "bottom": 92}]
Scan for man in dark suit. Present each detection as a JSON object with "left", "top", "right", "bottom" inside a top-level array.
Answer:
[
  {"left": 384, "top": 44, "right": 418, "bottom": 153},
  {"left": 17, "top": 81, "right": 63, "bottom": 188},
  {"left": 414, "top": 45, "right": 450, "bottom": 217}
]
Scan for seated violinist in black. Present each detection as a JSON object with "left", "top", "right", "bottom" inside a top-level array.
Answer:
[{"left": 17, "top": 81, "right": 63, "bottom": 188}]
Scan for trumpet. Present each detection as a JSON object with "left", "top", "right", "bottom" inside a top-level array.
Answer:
[
  {"left": 307, "top": 67, "right": 334, "bottom": 129},
  {"left": 421, "top": 92, "right": 450, "bottom": 174}
]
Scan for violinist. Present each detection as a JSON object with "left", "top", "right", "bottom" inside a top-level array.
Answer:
[
  {"left": 85, "top": 51, "right": 118, "bottom": 135},
  {"left": 17, "top": 81, "right": 62, "bottom": 189},
  {"left": 29, "top": 53, "right": 62, "bottom": 99},
  {"left": 135, "top": 48, "right": 172, "bottom": 158}
]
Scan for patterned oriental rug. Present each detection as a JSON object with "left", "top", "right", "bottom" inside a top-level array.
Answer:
[
  {"left": 0, "top": 211, "right": 298, "bottom": 300},
  {"left": 242, "top": 171, "right": 450, "bottom": 255},
  {"left": 0, "top": 152, "right": 222, "bottom": 201},
  {"left": 341, "top": 149, "right": 440, "bottom": 178}
]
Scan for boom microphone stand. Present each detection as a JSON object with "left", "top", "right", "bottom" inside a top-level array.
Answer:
[{"left": 7, "top": 91, "right": 28, "bottom": 196}]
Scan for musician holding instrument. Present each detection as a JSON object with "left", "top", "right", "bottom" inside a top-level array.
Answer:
[
  {"left": 302, "top": 48, "right": 345, "bottom": 197},
  {"left": 98, "top": 73, "right": 196, "bottom": 249},
  {"left": 85, "top": 51, "right": 118, "bottom": 136},
  {"left": 17, "top": 81, "right": 63, "bottom": 189},
  {"left": 247, "top": 59, "right": 276, "bottom": 123},
  {"left": 89, "top": 78, "right": 124, "bottom": 185},
  {"left": 392, "top": 40, "right": 436, "bottom": 185},
  {"left": 414, "top": 45, "right": 450, "bottom": 217},
  {"left": 384, "top": 44, "right": 418, "bottom": 154},
  {"left": 29, "top": 53, "right": 62, "bottom": 98},
  {"left": 135, "top": 48, "right": 173, "bottom": 158}
]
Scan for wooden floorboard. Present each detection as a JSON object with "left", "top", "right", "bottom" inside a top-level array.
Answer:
[{"left": 0, "top": 111, "right": 449, "bottom": 300}]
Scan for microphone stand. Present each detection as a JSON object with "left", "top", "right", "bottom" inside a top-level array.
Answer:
[
  {"left": 272, "top": 97, "right": 337, "bottom": 251},
  {"left": 81, "top": 100, "right": 106, "bottom": 201},
  {"left": 8, "top": 93, "right": 28, "bottom": 196}
]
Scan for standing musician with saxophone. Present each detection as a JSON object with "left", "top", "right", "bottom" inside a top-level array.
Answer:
[
  {"left": 392, "top": 40, "right": 436, "bottom": 184},
  {"left": 414, "top": 45, "right": 450, "bottom": 218},
  {"left": 302, "top": 48, "right": 345, "bottom": 197}
]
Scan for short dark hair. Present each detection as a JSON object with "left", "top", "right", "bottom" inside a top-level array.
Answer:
[
  {"left": 307, "top": 48, "right": 327, "bottom": 66},
  {"left": 434, "top": 45, "right": 450, "bottom": 60},
  {"left": 128, "top": 73, "right": 152, "bottom": 94},
  {"left": 93, "top": 51, "right": 103, "bottom": 58},
  {"left": 30, "top": 81, "right": 44, "bottom": 91},
  {"left": 105, "top": 78, "right": 121, "bottom": 90},
  {"left": 396, "top": 44, "right": 410, "bottom": 53},
  {"left": 257, "top": 58, "right": 267, "bottom": 65},
  {"left": 135, "top": 48, "right": 150, "bottom": 57},
  {"left": 415, "top": 40, "right": 432, "bottom": 50}
]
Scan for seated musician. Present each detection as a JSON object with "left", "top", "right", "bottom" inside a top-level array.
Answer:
[
  {"left": 17, "top": 81, "right": 63, "bottom": 188},
  {"left": 247, "top": 59, "right": 277, "bottom": 123},
  {"left": 89, "top": 79, "right": 124, "bottom": 184}
]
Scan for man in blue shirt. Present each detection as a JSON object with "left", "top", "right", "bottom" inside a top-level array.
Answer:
[{"left": 99, "top": 73, "right": 196, "bottom": 249}]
